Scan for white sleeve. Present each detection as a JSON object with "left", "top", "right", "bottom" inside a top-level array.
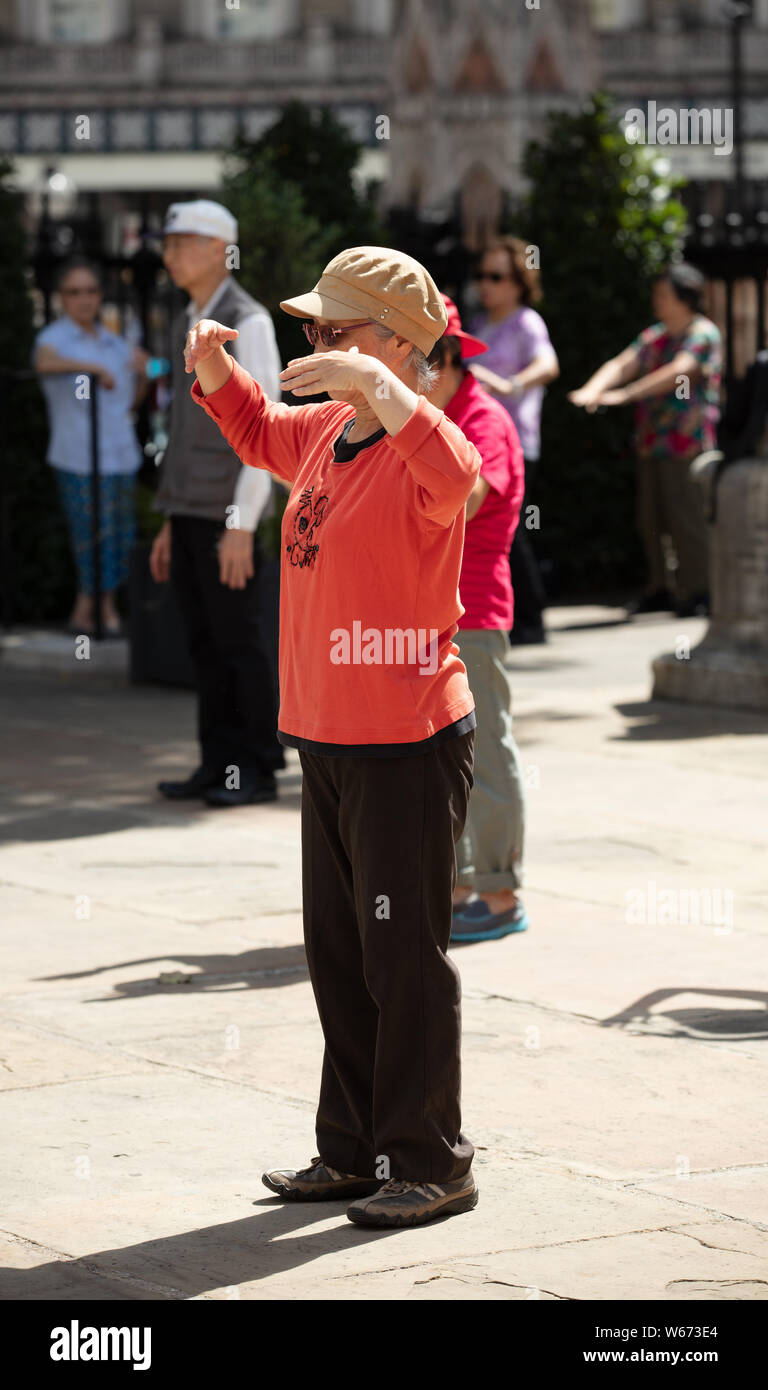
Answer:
[
  {"left": 231, "top": 464, "right": 272, "bottom": 532},
  {"left": 228, "top": 309, "right": 283, "bottom": 530},
  {"left": 231, "top": 310, "right": 282, "bottom": 400}
]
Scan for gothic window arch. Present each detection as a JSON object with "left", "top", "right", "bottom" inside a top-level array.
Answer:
[{"left": 453, "top": 34, "right": 506, "bottom": 93}]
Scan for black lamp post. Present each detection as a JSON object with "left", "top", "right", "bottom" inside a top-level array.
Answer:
[
  {"left": 727, "top": 0, "right": 752, "bottom": 219},
  {"left": 31, "top": 170, "right": 57, "bottom": 325},
  {"left": 685, "top": 3, "right": 764, "bottom": 399},
  {"left": 31, "top": 166, "right": 78, "bottom": 323}
]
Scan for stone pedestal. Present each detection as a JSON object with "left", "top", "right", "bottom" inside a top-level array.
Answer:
[{"left": 652, "top": 454, "right": 768, "bottom": 712}]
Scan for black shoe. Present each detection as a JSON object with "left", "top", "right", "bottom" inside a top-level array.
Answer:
[
  {"left": 625, "top": 589, "right": 674, "bottom": 617},
  {"left": 157, "top": 765, "right": 222, "bottom": 800},
  {"left": 509, "top": 624, "right": 547, "bottom": 646},
  {"left": 204, "top": 771, "right": 278, "bottom": 807},
  {"left": 674, "top": 592, "right": 709, "bottom": 618},
  {"left": 262, "top": 1156, "right": 383, "bottom": 1202}
]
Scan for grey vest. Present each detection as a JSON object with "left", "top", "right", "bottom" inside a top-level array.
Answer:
[{"left": 156, "top": 278, "right": 270, "bottom": 522}]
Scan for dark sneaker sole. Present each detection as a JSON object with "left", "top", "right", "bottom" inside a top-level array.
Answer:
[
  {"left": 346, "top": 1185, "right": 479, "bottom": 1227},
  {"left": 261, "top": 1173, "right": 384, "bottom": 1202}
]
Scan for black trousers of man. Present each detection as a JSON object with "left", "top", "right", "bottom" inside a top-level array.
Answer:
[
  {"left": 299, "top": 730, "right": 475, "bottom": 1184},
  {"left": 170, "top": 514, "right": 283, "bottom": 778},
  {"left": 510, "top": 456, "right": 547, "bottom": 637}
]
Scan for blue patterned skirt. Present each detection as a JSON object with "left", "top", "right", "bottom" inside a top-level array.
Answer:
[{"left": 53, "top": 468, "right": 136, "bottom": 595}]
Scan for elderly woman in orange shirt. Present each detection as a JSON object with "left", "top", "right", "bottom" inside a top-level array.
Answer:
[{"left": 184, "top": 247, "right": 485, "bottom": 1229}]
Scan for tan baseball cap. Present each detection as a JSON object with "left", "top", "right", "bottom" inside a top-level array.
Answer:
[{"left": 280, "top": 246, "right": 448, "bottom": 356}]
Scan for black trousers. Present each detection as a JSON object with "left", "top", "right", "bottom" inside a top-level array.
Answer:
[
  {"left": 170, "top": 514, "right": 283, "bottom": 777},
  {"left": 299, "top": 731, "right": 475, "bottom": 1183},
  {"left": 510, "top": 455, "right": 547, "bottom": 633}
]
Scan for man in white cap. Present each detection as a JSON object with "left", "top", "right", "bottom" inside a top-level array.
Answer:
[{"left": 151, "top": 199, "right": 284, "bottom": 806}]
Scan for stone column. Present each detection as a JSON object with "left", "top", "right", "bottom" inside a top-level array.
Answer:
[{"left": 651, "top": 441, "right": 768, "bottom": 712}]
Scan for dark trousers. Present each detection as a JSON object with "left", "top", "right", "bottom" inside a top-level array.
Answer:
[
  {"left": 170, "top": 514, "right": 283, "bottom": 776},
  {"left": 637, "top": 450, "right": 710, "bottom": 601},
  {"left": 299, "top": 731, "right": 475, "bottom": 1183},
  {"left": 510, "top": 455, "right": 547, "bottom": 634}
]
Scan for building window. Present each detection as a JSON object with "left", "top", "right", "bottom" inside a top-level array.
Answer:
[
  {"left": 647, "top": 0, "right": 700, "bottom": 30},
  {"left": 588, "top": 0, "right": 645, "bottom": 28},
  {"left": 351, "top": 0, "right": 393, "bottom": 34},
  {"left": 216, "top": 0, "right": 298, "bottom": 40},
  {"left": 20, "top": 0, "right": 130, "bottom": 44}
]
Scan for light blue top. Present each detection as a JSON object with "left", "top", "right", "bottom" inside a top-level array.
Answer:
[{"left": 34, "top": 317, "right": 142, "bottom": 476}]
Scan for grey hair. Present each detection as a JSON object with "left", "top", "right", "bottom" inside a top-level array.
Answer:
[{"left": 369, "top": 321, "right": 439, "bottom": 395}]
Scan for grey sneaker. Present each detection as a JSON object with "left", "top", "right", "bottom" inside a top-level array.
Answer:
[
  {"left": 346, "top": 1170, "right": 478, "bottom": 1227},
  {"left": 262, "top": 1155, "right": 383, "bottom": 1202}
]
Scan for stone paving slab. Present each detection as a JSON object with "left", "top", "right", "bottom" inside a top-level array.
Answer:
[
  {"left": 632, "top": 1170, "right": 768, "bottom": 1228},
  {"left": 1, "top": 608, "right": 767, "bottom": 1300},
  {"left": 0, "top": 1058, "right": 732, "bottom": 1300}
]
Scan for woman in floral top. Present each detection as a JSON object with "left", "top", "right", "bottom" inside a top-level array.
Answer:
[{"left": 570, "top": 263, "right": 722, "bottom": 618}]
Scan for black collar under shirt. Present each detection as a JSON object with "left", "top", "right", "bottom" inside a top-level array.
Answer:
[{"left": 332, "top": 418, "right": 387, "bottom": 462}]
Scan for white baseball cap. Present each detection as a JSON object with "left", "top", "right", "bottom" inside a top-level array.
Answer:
[{"left": 163, "top": 199, "right": 237, "bottom": 244}]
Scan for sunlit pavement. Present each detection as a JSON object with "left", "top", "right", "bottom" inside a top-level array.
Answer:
[{"left": 1, "top": 606, "right": 766, "bottom": 1301}]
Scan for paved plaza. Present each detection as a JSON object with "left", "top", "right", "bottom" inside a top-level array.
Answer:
[{"left": 1, "top": 607, "right": 766, "bottom": 1300}]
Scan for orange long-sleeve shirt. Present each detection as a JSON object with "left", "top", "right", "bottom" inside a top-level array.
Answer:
[{"left": 192, "top": 360, "right": 482, "bottom": 749}]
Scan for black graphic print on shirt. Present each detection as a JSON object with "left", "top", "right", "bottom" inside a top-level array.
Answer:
[{"left": 286, "top": 485, "right": 329, "bottom": 569}]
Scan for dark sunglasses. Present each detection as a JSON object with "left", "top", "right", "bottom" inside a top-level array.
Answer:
[
  {"left": 476, "top": 271, "right": 511, "bottom": 283},
  {"left": 301, "top": 320, "right": 371, "bottom": 347}
]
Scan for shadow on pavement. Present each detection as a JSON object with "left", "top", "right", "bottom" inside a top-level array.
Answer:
[
  {"left": 504, "top": 657, "right": 582, "bottom": 675},
  {"left": 0, "top": 667, "right": 303, "bottom": 843},
  {"left": 612, "top": 700, "right": 768, "bottom": 741},
  {"left": 600, "top": 987, "right": 768, "bottom": 1041},
  {"left": 35, "top": 945, "right": 308, "bottom": 999},
  {"left": 0, "top": 783, "right": 303, "bottom": 845},
  {"left": 0, "top": 1200, "right": 409, "bottom": 1300},
  {"left": 548, "top": 618, "right": 629, "bottom": 633}
]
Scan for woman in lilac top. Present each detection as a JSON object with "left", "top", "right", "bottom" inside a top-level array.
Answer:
[{"left": 468, "top": 237, "right": 559, "bottom": 644}]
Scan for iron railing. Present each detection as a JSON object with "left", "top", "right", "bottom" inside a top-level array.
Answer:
[{"left": 0, "top": 368, "right": 105, "bottom": 641}]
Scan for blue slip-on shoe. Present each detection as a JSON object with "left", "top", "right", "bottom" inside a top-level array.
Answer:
[{"left": 450, "top": 898, "right": 529, "bottom": 943}]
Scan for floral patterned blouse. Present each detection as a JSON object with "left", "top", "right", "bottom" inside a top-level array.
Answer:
[{"left": 630, "top": 316, "right": 722, "bottom": 459}]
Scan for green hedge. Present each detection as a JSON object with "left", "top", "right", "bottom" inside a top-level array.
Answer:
[{"left": 513, "top": 94, "right": 688, "bottom": 598}]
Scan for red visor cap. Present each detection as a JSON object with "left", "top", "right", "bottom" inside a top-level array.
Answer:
[{"left": 440, "top": 293, "right": 489, "bottom": 358}]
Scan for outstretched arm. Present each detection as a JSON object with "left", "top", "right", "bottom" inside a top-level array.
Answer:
[
  {"left": 568, "top": 346, "right": 641, "bottom": 412},
  {"left": 186, "top": 319, "right": 322, "bottom": 486},
  {"left": 471, "top": 347, "right": 559, "bottom": 398},
  {"left": 598, "top": 351, "right": 700, "bottom": 407},
  {"left": 281, "top": 347, "right": 480, "bottom": 525},
  {"left": 280, "top": 345, "right": 420, "bottom": 436},
  {"left": 184, "top": 319, "right": 238, "bottom": 393}
]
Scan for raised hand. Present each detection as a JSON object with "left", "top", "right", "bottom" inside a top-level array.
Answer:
[
  {"left": 280, "top": 346, "right": 382, "bottom": 403},
  {"left": 568, "top": 385, "right": 603, "bottom": 413},
  {"left": 184, "top": 320, "right": 239, "bottom": 375}
]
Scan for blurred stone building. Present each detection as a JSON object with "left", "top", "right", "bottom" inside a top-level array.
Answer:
[
  {"left": 0, "top": 0, "right": 393, "bottom": 259},
  {"left": 389, "top": 0, "right": 768, "bottom": 244},
  {"left": 0, "top": 0, "right": 766, "bottom": 303},
  {"left": 386, "top": 0, "right": 598, "bottom": 250}
]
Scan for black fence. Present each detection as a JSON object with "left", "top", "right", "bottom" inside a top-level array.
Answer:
[{"left": 0, "top": 368, "right": 105, "bottom": 638}]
